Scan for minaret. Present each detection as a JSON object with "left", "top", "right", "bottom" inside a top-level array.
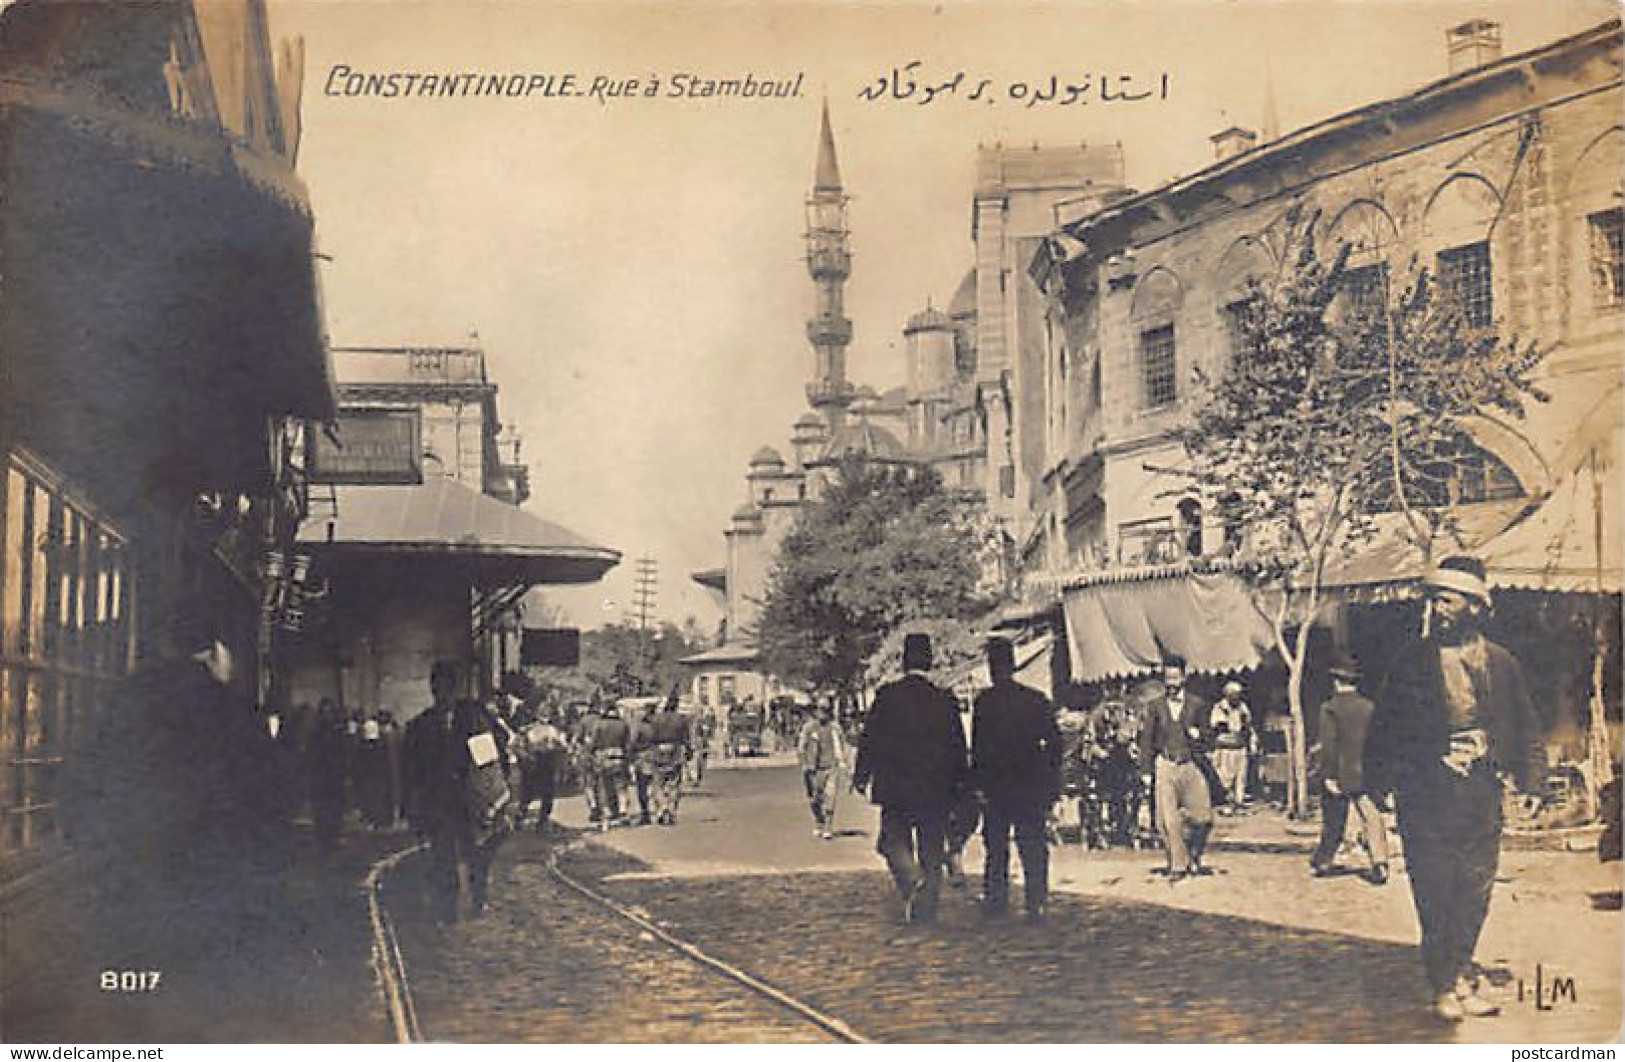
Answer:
[{"left": 805, "top": 100, "right": 854, "bottom": 431}]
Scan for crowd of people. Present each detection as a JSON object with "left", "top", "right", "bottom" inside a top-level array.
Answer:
[{"left": 844, "top": 554, "right": 1555, "bottom": 1025}]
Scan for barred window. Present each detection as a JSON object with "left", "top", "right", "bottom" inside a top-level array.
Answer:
[
  {"left": 1437, "top": 242, "right": 1492, "bottom": 329},
  {"left": 1590, "top": 209, "right": 1623, "bottom": 310},
  {"left": 1343, "top": 262, "right": 1390, "bottom": 326},
  {"left": 1140, "top": 324, "right": 1177, "bottom": 409}
]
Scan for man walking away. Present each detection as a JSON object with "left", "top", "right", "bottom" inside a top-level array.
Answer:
[
  {"left": 1138, "top": 657, "right": 1215, "bottom": 882},
  {"left": 853, "top": 633, "right": 966, "bottom": 924},
  {"left": 584, "top": 697, "right": 633, "bottom": 830},
  {"left": 646, "top": 696, "right": 692, "bottom": 825},
  {"left": 1369, "top": 556, "right": 1546, "bottom": 1023},
  {"left": 798, "top": 700, "right": 847, "bottom": 839},
  {"left": 972, "top": 637, "right": 1062, "bottom": 922},
  {"left": 1310, "top": 652, "right": 1389, "bottom": 884}
]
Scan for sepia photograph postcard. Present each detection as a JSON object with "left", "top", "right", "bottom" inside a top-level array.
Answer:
[{"left": 0, "top": 0, "right": 1621, "bottom": 1047}]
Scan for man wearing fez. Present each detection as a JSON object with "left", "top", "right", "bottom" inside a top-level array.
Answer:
[
  {"left": 1310, "top": 651, "right": 1389, "bottom": 885},
  {"left": 853, "top": 632, "right": 967, "bottom": 924},
  {"left": 1368, "top": 555, "right": 1546, "bottom": 1023},
  {"left": 1137, "top": 656, "right": 1214, "bottom": 882},
  {"left": 971, "top": 637, "right": 1063, "bottom": 921}
]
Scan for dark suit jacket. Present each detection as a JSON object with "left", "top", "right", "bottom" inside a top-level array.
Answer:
[
  {"left": 854, "top": 673, "right": 966, "bottom": 809},
  {"left": 1317, "top": 690, "right": 1376, "bottom": 792},
  {"left": 1368, "top": 635, "right": 1546, "bottom": 797},
  {"left": 972, "top": 679, "right": 1062, "bottom": 806},
  {"left": 403, "top": 698, "right": 507, "bottom": 833},
  {"left": 1137, "top": 691, "right": 1211, "bottom": 772}
]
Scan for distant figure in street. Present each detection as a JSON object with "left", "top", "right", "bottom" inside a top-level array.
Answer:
[
  {"left": 943, "top": 695, "right": 981, "bottom": 888},
  {"left": 1138, "top": 657, "right": 1214, "bottom": 882},
  {"left": 1368, "top": 555, "right": 1546, "bottom": 1023},
  {"left": 403, "top": 661, "right": 513, "bottom": 922},
  {"left": 645, "top": 696, "right": 692, "bottom": 825},
  {"left": 1310, "top": 652, "right": 1389, "bottom": 885},
  {"left": 972, "top": 637, "right": 1062, "bottom": 921},
  {"left": 582, "top": 696, "right": 633, "bottom": 829},
  {"left": 797, "top": 700, "right": 848, "bottom": 839},
  {"left": 307, "top": 697, "right": 349, "bottom": 850},
  {"left": 853, "top": 632, "right": 967, "bottom": 924},
  {"left": 1208, "top": 680, "right": 1254, "bottom": 812}
]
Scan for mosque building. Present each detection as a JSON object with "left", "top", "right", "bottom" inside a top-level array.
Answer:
[{"left": 681, "top": 102, "right": 1122, "bottom": 707}]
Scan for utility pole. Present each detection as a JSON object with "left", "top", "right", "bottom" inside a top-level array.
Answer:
[{"left": 630, "top": 555, "right": 658, "bottom": 631}]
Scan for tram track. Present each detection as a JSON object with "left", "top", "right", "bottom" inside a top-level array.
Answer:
[{"left": 365, "top": 835, "right": 872, "bottom": 1044}]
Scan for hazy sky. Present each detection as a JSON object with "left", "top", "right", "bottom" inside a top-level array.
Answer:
[{"left": 267, "top": 0, "right": 1613, "bottom": 630}]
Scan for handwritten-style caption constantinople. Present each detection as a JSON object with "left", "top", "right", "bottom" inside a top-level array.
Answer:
[
  {"left": 857, "top": 62, "right": 1171, "bottom": 107},
  {"left": 322, "top": 66, "right": 806, "bottom": 103}
]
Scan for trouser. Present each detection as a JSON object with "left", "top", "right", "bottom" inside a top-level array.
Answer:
[
  {"left": 591, "top": 755, "right": 625, "bottom": 821},
  {"left": 634, "top": 757, "right": 654, "bottom": 821},
  {"left": 1154, "top": 756, "right": 1213, "bottom": 870},
  {"left": 983, "top": 800, "right": 1050, "bottom": 913},
  {"left": 653, "top": 751, "right": 685, "bottom": 821},
  {"left": 519, "top": 755, "right": 558, "bottom": 827},
  {"left": 804, "top": 767, "right": 837, "bottom": 827},
  {"left": 877, "top": 805, "right": 948, "bottom": 919},
  {"left": 425, "top": 821, "right": 502, "bottom": 922},
  {"left": 1212, "top": 748, "right": 1249, "bottom": 804},
  {"left": 1398, "top": 767, "right": 1503, "bottom": 994},
  {"left": 1313, "top": 786, "right": 1390, "bottom": 869}
]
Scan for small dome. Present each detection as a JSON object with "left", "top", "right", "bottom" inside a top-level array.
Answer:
[
  {"left": 905, "top": 306, "right": 954, "bottom": 333},
  {"left": 794, "top": 412, "right": 825, "bottom": 429},
  {"left": 748, "top": 445, "right": 786, "bottom": 468},
  {"left": 949, "top": 269, "right": 978, "bottom": 319},
  {"left": 731, "top": 503, "right": 763, "bottom": 522}
]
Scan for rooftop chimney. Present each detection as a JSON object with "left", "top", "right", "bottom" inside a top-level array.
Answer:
[
  {"left": 1210, "top": 126, "right": 1259, "bottom": 162},
  {"left": 1447, "top": 19, "right": 1503, "bottom": 75}
]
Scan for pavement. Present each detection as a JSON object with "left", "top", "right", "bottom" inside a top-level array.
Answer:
[
  {"left": 0, "top": 823, "right": 397, "bottom": 1043},
  {"left": 543, "top": 757, "right": 1624, "bottom": 1043}
]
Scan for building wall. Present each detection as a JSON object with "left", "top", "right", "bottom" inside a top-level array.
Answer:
[{"left": 1052, "top": 31, "right": 1622, "bottom": 569}]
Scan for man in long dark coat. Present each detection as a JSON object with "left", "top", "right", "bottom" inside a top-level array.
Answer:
[
  {"left": 972, "top": 637, "right": 1062, "bottom": 921},
  {"left": 853, "top": 633, "right": 966, "bottom": 924},
  {"left": 1368, "top": 555, "right": 1546, "bottom": 1023},
  {"left": 1310, "top": 651, "right": 1389, "bottom": 883}
]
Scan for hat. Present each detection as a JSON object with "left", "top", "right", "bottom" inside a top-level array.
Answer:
[
  {"left": 902, "top": 632, "right": 933, "bottom": 672},
  {"left": 1423, "top": 554, "right": 1491, "bottom": 606},
  {"left": 1328, "top": 650, "right": 1362, "bottom": 682},
  {"left": 1223, "top": 680, "right": 1244, "bottom": 695}
]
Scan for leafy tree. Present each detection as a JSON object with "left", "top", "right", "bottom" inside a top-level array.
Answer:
[
  {"left": 1179, "top": 204, "right": 1544, "bottom": 816},
  {"left": 757, "top": 456, "right": 992, "bottom": 699}
]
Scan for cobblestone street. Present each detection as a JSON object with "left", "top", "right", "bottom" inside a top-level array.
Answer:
[{"left": 378, "top": 760, "right": 1622, "bottom": 1042}]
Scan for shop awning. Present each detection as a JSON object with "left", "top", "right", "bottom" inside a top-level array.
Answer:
[
  {"left": 1062, "top": 569, "right": 1275, "bottom": 684},
  {"left": 943, "top": 632, "right": 1056, "bottom": 700},
  {"left": 1482, "top": 421, "right": 1621, "bottom": 594},
  {"left": 299, "top": 477, "right": 620, "bottom": 585}
]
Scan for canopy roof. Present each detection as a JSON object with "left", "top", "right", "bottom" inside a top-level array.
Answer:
[
  {"left": 1063, "top": 570, "right": 1274, "bottom": 684},
  {"left": 300, "top": 477, "right": 619, "bottom": 585}
]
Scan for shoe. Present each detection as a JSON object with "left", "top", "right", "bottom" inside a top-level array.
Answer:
[
  {"left": 1432, "top": 993, "right": 1465, "bottom": 1022},
  {"left": 1189, "top": 862, "right": 1214, "bottom": 877},
  {"left": 819, "top": 830, "right": 834, "bottom": 840},
  {"left": 1167, "top": 870, "right": 1188, "bottom": 885},
  {"left": 1311, "top": 861, "right": 1335, "bottom": 878},
  {"left": 902, "top": 878, "right": 924, "bottom": 923},
  {"left": 1025, "top": 907, "right": 1047, "bottom": 924},
  {"left": 1454, "top": 979, "right": 1501, "bottom": 1018},
  {"left": 813, "top": 825, "right": 825, "bottom": 838},
  {"left": 1368, "top": 864, "right": 1390, "bottom": 886}
]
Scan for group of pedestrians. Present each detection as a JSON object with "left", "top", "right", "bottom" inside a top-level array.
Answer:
[
  {"left": 573, "top": 696, "right": 694, "bottom": 830},
  {"left": 281, "top": 698, "right": 407, "bottom": 848},
  {"left": 846, "top": 554, "right": 1550, "bottom": 1025},
  {"left": 853, "top": 632, "right": 1062, "bottom": 923}
]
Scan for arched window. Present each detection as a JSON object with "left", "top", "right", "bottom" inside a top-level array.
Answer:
[
  {"left": 1214, "top": 237, "right": 1275, "bottom": 363},
  {"left": 1327, "top": 200, "right": 1401, "bottom": 325},
  {"left": 1423, "top": 176, "right": 1501, "bottom": 328},
  {"left": 1132, "top": 268, "right": 1183, "bottom": 410}
]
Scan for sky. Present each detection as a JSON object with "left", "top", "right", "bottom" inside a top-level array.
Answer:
[{"left": 267, "top": 0, "right": 1615, "bottom": 631}]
